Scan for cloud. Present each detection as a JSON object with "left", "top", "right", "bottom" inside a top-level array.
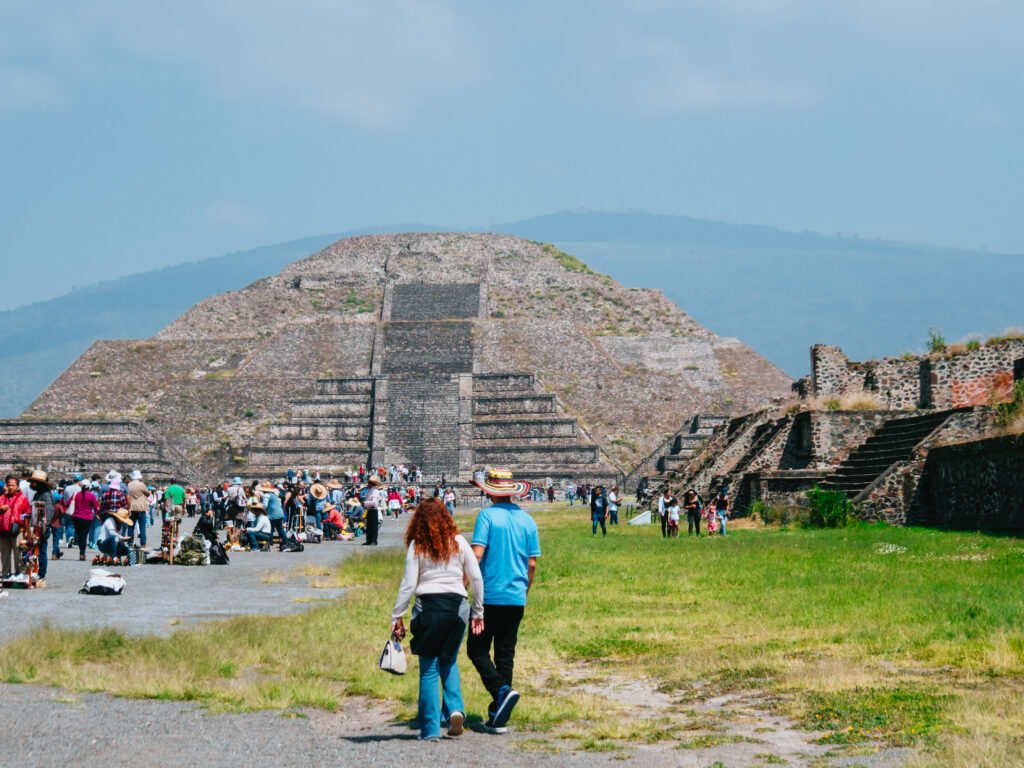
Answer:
[
  {"left": 0, "top": 67, "right": 63, "bottom": 113},
  {"left": 2, "top": 0, "right": 484, "bottom": 128}
]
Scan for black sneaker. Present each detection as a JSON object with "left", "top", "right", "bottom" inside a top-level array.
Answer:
[
  {"left": 483, "top": 712, "right": 507, "bottom": 734},
  {"left": 491, "top": 686, "right": 520, "bottom": 729}
]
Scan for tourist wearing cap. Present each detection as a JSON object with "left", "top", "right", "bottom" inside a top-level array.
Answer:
[
  {"left": 363, "top": 476, "right": 382, "bottom": 546},
  {"left": 391, "top": 497, "right": 484, "bottom": 741},
  {"left": 97, "top": 507, "right": 133, "bottom": 559},
  {"left": 99, "top": 472, "right": 130, "bottom": 547},
  {"left": 127, "top": 470, "right": 149, "bottom": 548},
  {"left": 258, "top": 481, "right": 286, "bottom": 545},
  {"left": 468, "top": 467, "right": 541, "bottom": 733}
]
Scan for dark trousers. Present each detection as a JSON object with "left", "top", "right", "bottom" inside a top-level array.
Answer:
[
  {"left": 72, "top": 517, "right": 92, "bottom": 557},
  {"left": 364, "top": 507, "right": 379, "bottom": 545},
  {"left": 467, "top": 604, "right": 525, "bottom": 704},
  {"left": 323, "top": 521, "right": 341, "bottom": 538},
  {"left": 687, "top": 511, "right": 701, "bottom": 537},
  {"left": 270, "top": 518, "right": 286, "bottom": 544},
  {"left": 660, "top": 513, "right": 668, "bottom": 538}
]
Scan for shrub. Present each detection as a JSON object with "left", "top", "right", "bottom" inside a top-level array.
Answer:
[
  {"left": 927, "top": 327, "right": 946, "bottom": 353},
  {"left": 993, "top": 379, "right": 1024, "bottom": 431},
  {"left": 805, "top": 487, "right": 849, "bottom": 528},
  {"left": 967, "top": 339, "right": 981, "bottom": 350},
  {"left": 838, "top": 392, "right": 883, "bottom": 410}
]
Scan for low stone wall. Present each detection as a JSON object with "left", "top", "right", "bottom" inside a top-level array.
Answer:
[
  {"left": 782, "top": 410, "right": 890, "bottom": 470},
  {"left": 914, "top": 433, "right": 1024, "bottom": 531}
]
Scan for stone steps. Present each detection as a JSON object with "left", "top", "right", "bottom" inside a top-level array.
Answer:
[
  {"left": 472, "top": 435, "right": 586, "bottom": 448},
  {"left": 472, "top": 373, "right": 535, "bottom": 393},
  {"left": 314, "top": 378, "right": 374, "bottom": 396},
  {"left": 290, "top": 399, "right": 373, "bottom": 418},
  {"left": 473, "top": 394, "right": 557, "bottom": 417},
  {"left": 0, "top": 437, "right": 164, "bottom": 456},
  {"left": 473, "top": 419, "right": 578, "bottom": 440},
  {"left": 247, "top": 447, "right": 371, "bottom": 469},
  {"left": 268, "top": 422, "right": 371, "bottom": 441},
  {"left": 0, "top": 419, "right": 143, "bottom": 437},
  {"left": 473, "top": 443, "right": 599, "bottom": 465}
]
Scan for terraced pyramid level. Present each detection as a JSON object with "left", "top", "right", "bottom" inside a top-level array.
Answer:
[{"left": 14, "top": 234, "right": 792, "bottom": 482}]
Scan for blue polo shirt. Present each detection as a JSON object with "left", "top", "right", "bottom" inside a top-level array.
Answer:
[{"left": 472, "top": 502, "right": 541, "bottom": 606}]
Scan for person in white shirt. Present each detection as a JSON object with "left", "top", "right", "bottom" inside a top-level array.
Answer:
[
  {"left": 657, "top": 489, "right": 671, "bottom": 538},
  {"left": 245, "top": 502, "right": 271, "bottom": 551},
  {"left": 363, "top": 476, "right": 383, "bottom": 546},
  {"left": 391, "top": 498, "right": 484, "bottom": 741}
]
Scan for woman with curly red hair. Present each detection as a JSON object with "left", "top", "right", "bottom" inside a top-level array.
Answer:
[{"left": 391, "top": 497, "right": 484, "bottom": 741}]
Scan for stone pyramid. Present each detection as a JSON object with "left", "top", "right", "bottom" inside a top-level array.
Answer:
[{"left": 14, "top": 233, "right": 792, "bottom": 483}]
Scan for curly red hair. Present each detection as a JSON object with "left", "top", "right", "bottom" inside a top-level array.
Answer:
[{"left": 405, "top": 497, "right": 460, "bottom": 562}]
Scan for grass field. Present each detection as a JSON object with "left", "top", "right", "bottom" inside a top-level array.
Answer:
[{"left": 3, "top": 504, "right": 1023, "bottom": 765}]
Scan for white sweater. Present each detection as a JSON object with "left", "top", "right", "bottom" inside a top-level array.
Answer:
[{"left": 392, "top": 535, "right": 484, "bottom": 620}]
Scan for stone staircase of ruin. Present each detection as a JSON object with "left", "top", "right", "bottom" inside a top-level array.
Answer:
[
  {"left": 820, "top": 410, "right": 955, "bottom": 498},
  {"left": 245, "top": 377, "right": 374, "bottom": 474},
  {"left": 0, "top": 418, "right": 185, "bottom": 481},
  {"left": 622, "top": 414, "right": 728, "bottom": 493},
  {"left": 471, "top": 373, "right": 618, "bottom": 486}
]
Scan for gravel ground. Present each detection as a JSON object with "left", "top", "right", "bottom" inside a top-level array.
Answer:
[{"left": 0, "top": 512, "right": 412, "bottom": 643}]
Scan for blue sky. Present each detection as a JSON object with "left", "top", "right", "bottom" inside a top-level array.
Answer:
[{"left": 2, "top": 1, "right": 1022, "bottom": 309}]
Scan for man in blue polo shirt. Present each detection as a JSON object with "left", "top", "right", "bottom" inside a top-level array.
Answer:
[{"left": 468, "top": 467, "right": 541, "bottom": 733}]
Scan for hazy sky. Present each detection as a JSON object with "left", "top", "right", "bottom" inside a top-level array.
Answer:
[{"left": 3, "top": 1, "right": 1022, "bottom": 309}]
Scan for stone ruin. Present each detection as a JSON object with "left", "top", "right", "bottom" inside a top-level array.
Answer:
[
  {"left": 2, "top": 233, "right": 792, "bottom": 485},
  {"left": 662, "top": 338, "right": 1024, "bottom": 529}
]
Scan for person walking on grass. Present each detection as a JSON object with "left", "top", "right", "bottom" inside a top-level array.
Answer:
[
  {"left": 590, "top": 485, "right": 607, "bottom": 537},
  {"left": 391, "top": 498, "right": 484, "bottom": 741},
  {"left": 657, "top": 488, "right": 671, "bottom": 538},
  {"left": 666, "top": 497, "right": 680, "bottom": 538},
  {"left": 682, "top": 489, "right": 702, "bottom": 537},
  {"left": 713, "top": 488, "right": 729, "bottom": 536},
  {"left": 468, "top": 467, "right": 540, "bottom": 734},
  {"left": 607, "top": 486, "right": 621, "bottom": 525}
]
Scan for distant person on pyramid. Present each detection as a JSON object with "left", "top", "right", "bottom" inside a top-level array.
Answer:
[{"left": 468, "top": 467, "right": 541, "bottom": 734}]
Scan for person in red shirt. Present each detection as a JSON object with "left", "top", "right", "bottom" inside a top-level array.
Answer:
[
  {"left": 0, "top": 475, "right": 31, "bottom": 578},
  {"left": 322, "top": 503, "right": 344, "bottom": 538}
]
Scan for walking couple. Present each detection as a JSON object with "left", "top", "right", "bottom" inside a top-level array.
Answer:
[{"left": 391, "top": 467, "right": 540, "bottom": 741}]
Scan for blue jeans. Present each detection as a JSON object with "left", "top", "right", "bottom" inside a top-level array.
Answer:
[
  {"left": 88, "top": 517, "right": 101, "bottom": 548},
  {"left": 717, "top": 513, "right": 727, "bottom": 535},
  {"left": 592, "top": 513, "right": 606, "bottom": 536},
  {"left": 568, "top": 495, "right": 573, "bottom": 506},
  {"left": 609, "top": 507, "right": 619, "bottom": 525},
  {"left": 98, "top": 538, "right": 129, "bottom": 557},
  {"left": 418, "top": 653, "right": 464, "bottom": 739}
]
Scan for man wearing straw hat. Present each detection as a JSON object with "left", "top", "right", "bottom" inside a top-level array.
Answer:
[
  {"left": 468, "top": 467, "right": 541, "bottom": 734},
  {"left": 25, "top": 469, "right": 55, "bottom": 587}
]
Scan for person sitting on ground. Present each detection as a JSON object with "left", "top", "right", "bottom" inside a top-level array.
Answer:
[
  {"left": 322, "top": 503, "right": 344, "bottom": 539},
  {"left": 97, "top": 508, "right": 132, "bottom": 560},
  {"left": 193, "top": 507, "right": 218, "bottom": 543},
  {"left": 245, "top": 502, "right": 271, "bottom": 550}
]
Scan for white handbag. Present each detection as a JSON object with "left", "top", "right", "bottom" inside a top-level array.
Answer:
[{"left": 378, "top": 636, "right": 407, "bottom": 675}]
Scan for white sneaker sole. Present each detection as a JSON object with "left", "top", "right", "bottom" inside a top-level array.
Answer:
[{"left": 447, "top": 711, "right": 464, "bottom": 736}]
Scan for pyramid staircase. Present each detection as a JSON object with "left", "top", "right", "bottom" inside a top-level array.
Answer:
[{"left": 821, "top": 411, "right": 954, "bottom": 498}]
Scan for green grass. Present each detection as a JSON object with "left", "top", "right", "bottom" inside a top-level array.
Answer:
[{"left": 2, "top": 505, "right": 1023, "bottom": 763}]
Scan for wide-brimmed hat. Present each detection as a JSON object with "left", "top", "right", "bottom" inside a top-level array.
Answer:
[
  {"left": 366, "top": 476, "right": 382, "bottom": 487},
  {"left": 310, "top": 482, "right": 328, "bottom": 499},
  {"left": 106, "top": 470, "right": 122, "bottom": 482},
  {"left": 130, "top": 469, "right": 143, "bottom": 481},
  {"left": 346, "top": 498, "right": 361, "bottom": 507},
  {"left": 23, "top": 469, "right": 52, "bottom": 491},
  {"left": 324, "top": 503, "right": 337, "bottom": 513},
  {"left": 248, "top": 500, "right": 265, "bottom": 511},
  {"left": 473, "top": 467, "right": 530, "bottom": 498},
  {"left": 111, "top": 508, "right": 134, "bottom": 527},
  {"left": 327, "top": 480, "right": 344, "bottom": 490},
  {"left": 257, "top": 481, "right": 277, "bottom": 493}
]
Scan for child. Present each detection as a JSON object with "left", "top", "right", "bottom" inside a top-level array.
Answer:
[
  {"left": 666, "top": 498, "right": 680, "bottom": 538},
  {"left": 703, "top": 504, "right": 718, "bottom": 535}
]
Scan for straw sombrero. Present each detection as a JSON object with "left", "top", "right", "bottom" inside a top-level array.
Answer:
[
  {"left": 345, "top": 498, "right": 361, "bottom": 507},
  {"left": 366, "top": 476, "right": 382, "bottom": 487},
  {"left": 473, "top": 467, "right": 530, "bottom": 498},
  {"left": 23, "top": 469, "right": 52, "bottom": 491},
  {"left": 257, "top": 481, "right": 277, "bottom": 492},
  {"left": 111, "top": 508, "right": 134, "bottom": 527},
  {"left": 310, "top": 482, "right": 328, "bottom": 500},
  {"left": 327, "top": 480, "right": 344, "bottom": 490}
]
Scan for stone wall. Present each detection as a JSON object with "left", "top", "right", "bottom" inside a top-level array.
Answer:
[
  {"left": 782, "top": 410, "right": 890, "bottom": 470},
  {"left": 913, "top": 433, "right": 1024, "bottom": 531},
  {"left": 391, "top": 283, "right": 481, "bottom": 321},
  {"left": 807, "top": 339, "right": 1024, "bottom": 410},
  {"left": 385, "top": 377, "right": 461, "bottom": 475}
]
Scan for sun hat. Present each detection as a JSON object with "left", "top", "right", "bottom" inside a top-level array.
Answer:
[
  {"left": 23, "top": 469, "right": 53, "bottom": 491},
  {"left": 324, "top": 503, "right": 337, "bottom": 513},
  {"left": 257, "top": 481, "right": 277, "bottom": 492},
  {"left": 106, "top": 469, "right": 121, "bottom": 482},
  {"left": 345, "top": 498, "right": 361, "bottom": 507},
  {"left": 473, "top": 467, "right": 531, "bottom": 498},
  {"left": 248, "top": 499, "right": 265, "bottom": 511},
  {"left": 327, "top": 480, "right": 344, "bottom": 490},
  {"left": 366, "top": 476, "right": 382, "bottom": 487},
  {"left": 130, "top": 470, "right": 143, "bottom": 481},
  {"left": 232, "top": 476, "right": 242, "bottom": 485},
  {"left": 111, "top": 508, "right": 134, "bottom": 527},
  {"left": 310, "top": 481, "right": 328, "bottom": 500}
]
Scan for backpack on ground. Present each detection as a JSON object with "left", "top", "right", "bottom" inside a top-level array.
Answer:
[{"left": 209, "top": 539, "right": 230, "bottom": 565}]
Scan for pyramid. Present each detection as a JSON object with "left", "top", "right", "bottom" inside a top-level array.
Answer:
[{"left": 13, "top": 233, "right": 792, "bottom": 483}]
